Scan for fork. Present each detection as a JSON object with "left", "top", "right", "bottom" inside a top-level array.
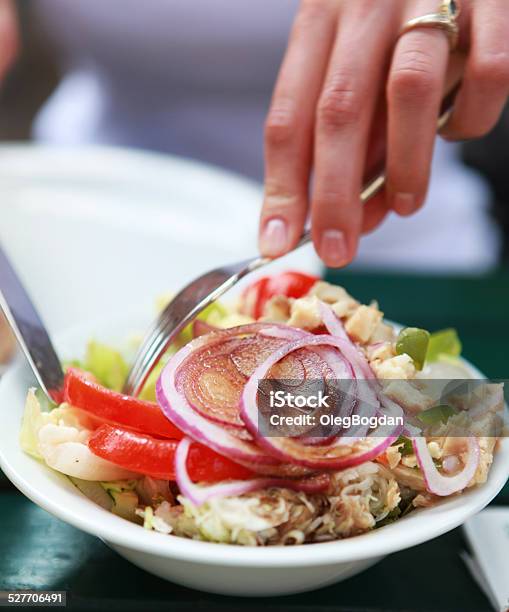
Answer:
[{"left": 123, "top": 108, "right": 453, "bottom": 397}]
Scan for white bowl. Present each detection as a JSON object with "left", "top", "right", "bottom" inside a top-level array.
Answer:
[{"left": 0, "top": 314, "right": 508, "bottom": 597}]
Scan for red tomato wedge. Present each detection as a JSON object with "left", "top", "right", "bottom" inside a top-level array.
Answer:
[
  {"left": 64, "top": 368, "right": 184, "bottom": 440},
  {"left": 265, "top": 271, "right": 319, "bottom": 300},
  {"left": 239, "top": 276, "right": 270, "bottom": 319},
  {"left": 240, "top": 271, "right": 319, "bottom": 318},
  {"left": 88, "top": 424, "right": 254, "bottom": 482}
]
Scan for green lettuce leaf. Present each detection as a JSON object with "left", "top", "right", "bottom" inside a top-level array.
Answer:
[{"left": 426, "top": 329, "right": 462, "bottom": 363}]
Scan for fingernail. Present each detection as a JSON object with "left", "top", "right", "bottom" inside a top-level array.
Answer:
[
  {"left": 260, "top": 218, "right": 288, "bottom": 256},
  {"left": 320, "top": 229, "right": 348, "bottom": 267},
  {"left": 393, "top": 192, "right": 415, "bottom": 216}
]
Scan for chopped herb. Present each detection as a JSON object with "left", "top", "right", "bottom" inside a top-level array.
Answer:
[{"left": 394, "top": 436, "right": 413, "bottom": 456}]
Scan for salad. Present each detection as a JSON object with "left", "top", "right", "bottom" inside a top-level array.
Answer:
[{"left": 20, "top": 272, "right": 503, "bottom": 546}]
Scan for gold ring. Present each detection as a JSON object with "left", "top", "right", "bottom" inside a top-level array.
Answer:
[{"left": 399, "top": 0, "right": 461, "bottom": 51}]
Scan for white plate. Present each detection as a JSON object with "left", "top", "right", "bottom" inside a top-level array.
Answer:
[
  {"left": 0, "top": 312, "right": 508, "bottom": 596},
  {"left": 0, "top": 143, "right": 319, "bottom": 333}
]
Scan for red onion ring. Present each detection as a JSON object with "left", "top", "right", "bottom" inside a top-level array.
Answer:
[
  {"left": 240, "top": 335, "right": 397, "bottom": 469},
  {"left": 192, "top": 319, "right": 218, "bottom": 338},
  {"left": 159, "top": 315, "right": 402, "bottom": 477},
  {"left": 319, "top": 302, "right": 383, "bottom": 437},
  {"left": 320, "top": 302, "right": 408, "bottom": 438},
  {"left": 175, "top": 437, "right": 330, "bottom": 506},
  {"left": 175, "top": 323, "right": 306, "bottom": 431},
  {"left": 157, "top": 323, "right": 340, "bottom": 469},
  {"left": 412, "top": 436, "right": 480, "bottom": 496},
  {"left": 319, "top": 302, "right": 375, "bottom": 379},
  {"left": 157, "top": 331, "right": 280, "bottom": 465}
]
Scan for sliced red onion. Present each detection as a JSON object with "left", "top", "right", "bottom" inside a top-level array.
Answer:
[
  {"left": 263, "top": 329, "right": 355, "bottom": 441},
  {"left": 176, "top": 324, "right": 328, "bottom": 431},
  {"left": 412, "top": 436, "right": 480, "bottom": 496},
  {"left": 297, "top": 434, "right": 338, "bottom": 446},
  {"left": 157, "top": 330, "right": 281, "bottom": 466},
  {"left": 175, "top": 437, "right": 330, "bottom": 507},
  {"left": 319, "top": 302, "right": 374, "bottom": 380},
  {"left": 320, "top": 302, "right": 407, "bottom": 438},
  {"left": 194, "top": 321, "right": 306, "bottom": 342},
  {"left": 156, "top": 375, "right": 276, "bottom": 465},
  {"left": 177, "top": 336, "right": 253, "bottom": 429},
  {"left": 240, "top": 335, "right": 397, "bottom": 469},
  {"left": 319, "top": 302, "right": 380, "bottom": 434},
  {"left": 403, "top": 422, "right": 422, "bottom": 436},
  {"left": 258, "top": 326, "right": 308, "bottom": 340},
  {"left": 376, "top": 394, "right": 405, "bottom": 436},
  {"left": 231, "top": 459, "right": 314, "bottom": 478},
  {"left": 158, "top": 322, "right": 363, "bottom": 475},
  {"left": 159, "top": 315, "right": 401, "bottom": 475},
  {"left": 158, "top": 323, "right": 342, "bottom": 466},
  {"left": 192, "top": 319, "right": 218, "bottom": 338}
]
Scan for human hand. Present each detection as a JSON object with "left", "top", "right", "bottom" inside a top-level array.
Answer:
[{"left": 259, "top": 0, "right": 509, "bottom": 267}]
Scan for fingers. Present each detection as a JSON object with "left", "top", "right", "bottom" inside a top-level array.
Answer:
[
  {"left": 362, "top": 194, "right": 389, "bottom": 235},
  {"left": 259, "top": 0, "right": 339, "bottom": 258},
  {"left": 0, "top": 0, "right": 18, "bottom": 78},
  {"left": 386, "top": 8, "right": 449, "bottom": 216},
  {"left": 311, "top": 1, "right": 397, "bottom": 267},
  {"left": 360, "top": 100, "right": 389, "bottom": 234},
  {"left": 442, "top": 0, "right": 509, "bottom": 140}
]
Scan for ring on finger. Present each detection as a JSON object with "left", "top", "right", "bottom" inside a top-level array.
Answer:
[{"left": 399, "top": 0, "right": 461, "bottom": 51}]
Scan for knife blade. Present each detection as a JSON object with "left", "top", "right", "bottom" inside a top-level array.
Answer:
[{"left": 0, "top": 245, "right": 64, "bottom": 401}]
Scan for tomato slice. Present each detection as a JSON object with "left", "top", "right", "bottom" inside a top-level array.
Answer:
[
  {"left": 267, "top": 271, "right": 319, "bottom": 300},
  {"left": 240, "top": 271, "right": 319, "bottom": 318},
  {"left": 64, "top": 368, "right": 183, "bottom": 440},
  {"left": 88, "top": 424, "right": 254, "bottom": 482},
  {"left": 240, "top": 276, "right": 270, "bottom": 319}
]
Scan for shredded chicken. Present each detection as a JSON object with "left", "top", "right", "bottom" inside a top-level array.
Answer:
[{"left": 138, "top": 462, "right": 400, "bottom": 546}]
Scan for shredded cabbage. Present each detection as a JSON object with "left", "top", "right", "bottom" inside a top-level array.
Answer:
[
  {"left": 139, "top": 505, "right": 154, "bottom": 530},
  {"left": 69, "top": 477, "right": 113, "bottom": 510},
  {"left": 178, "top": 495, "right": 279, "bottom": 543}
]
